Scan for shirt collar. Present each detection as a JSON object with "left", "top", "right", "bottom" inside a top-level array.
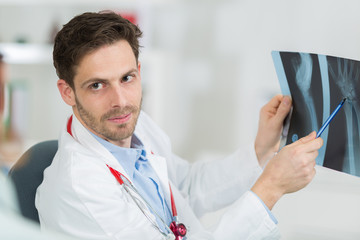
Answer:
[{"left": 89, "top": 131, "right": 145, "bottom": 179}]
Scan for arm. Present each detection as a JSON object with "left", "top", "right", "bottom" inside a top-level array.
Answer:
[
  {"left": 167, "top": 96, "right": 292, "bottom": 216},
  {"left": 137, "top": 111, "right": 264, "bottom": 217},
  {"left": 170, "top": 147, "right": 263, "bottom": 217},
  {"left": 252, "top": 131, "right": 323, "bottom": 209},
  {"left": 211, "top": 96, "right": 322, "bottom": 239},
  {"left": 252, "top": 95, "right": 323, "bottom": 210}
]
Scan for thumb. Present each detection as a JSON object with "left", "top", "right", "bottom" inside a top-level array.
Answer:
[{"left": 274, "top": 96, "right": 292, "bottom": 123}]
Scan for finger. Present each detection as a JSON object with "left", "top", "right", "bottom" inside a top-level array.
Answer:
[
  {"left": 291, "top": 131, "right": 316, "bottom": 147},
  {"left": 289, "top": 132, "right": 322, "bottom": 153},
  {"left": 265, "top": 95, "right": 283, "bottom": 113},
  {"left": 273, "top": 95, "right": 292, "bottom": 123},
  {"left": 294, "top": 145, "right": 318, "bottom": 163},
  {"left": 302, "top": 137, "right": 323, "bottom": 153}
]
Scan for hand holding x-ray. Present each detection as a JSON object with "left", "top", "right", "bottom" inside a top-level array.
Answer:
[
  {"left": 255, "top": 95, "right": 292, "bottom": 167},
  {"left": 272, "top": 51, "right": 360, "bottom": 177}
]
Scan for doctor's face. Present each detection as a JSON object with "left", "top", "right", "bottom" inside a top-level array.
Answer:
[{"left": 60, "top": 40, "right": 142, "bottom": 147}]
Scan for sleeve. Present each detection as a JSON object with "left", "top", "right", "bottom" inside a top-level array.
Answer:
[
  {"left": 167, "top": 150, "right": 281, "bottom": 239},
  {"left": 212, "top": 191, "right": 280, "bottom": 240},
  {"left": 137, "top": 111, "right": 280, "bottom": 238},
  {"left": 167, "top": 146, "right": 263, "bottom": 217},
  {"left": 138, "top": 111, "right": 264, "bottom": 217},
  {"left": 250, "top": 191, "right": 278, "bottom": 224}
]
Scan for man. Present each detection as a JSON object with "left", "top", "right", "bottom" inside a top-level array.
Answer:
[{"left": 36, "top": 11, "right": 323, "bottom": 240}]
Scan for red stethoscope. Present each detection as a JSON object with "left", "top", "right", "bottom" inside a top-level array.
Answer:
[{"left": 67, "top": 116, "right": 187, "bottom": 240}]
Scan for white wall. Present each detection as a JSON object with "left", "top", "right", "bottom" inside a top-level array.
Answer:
[
  {"left": 151, "top": 0, "right": 360, "bottom": 160},
  {"left": 1, "top": 0, "right": 360, "bottom": 238},
  {"left": 3, "top": 0, "right": 360, "bottom": 160}
]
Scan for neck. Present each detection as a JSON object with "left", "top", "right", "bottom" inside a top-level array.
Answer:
[{"left": 106, "top": 137, "right": 132, "bottom": 148}]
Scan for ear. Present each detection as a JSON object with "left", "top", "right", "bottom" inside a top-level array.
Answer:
[
  {"left": 57, "top": 79, "right": 76, "bottom": 106},
  {"left": 137, "top": 61, "right": 141, "bottom": 78}
]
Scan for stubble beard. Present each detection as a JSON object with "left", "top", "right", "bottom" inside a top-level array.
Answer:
[{"left": 75, "top": 97, "right": 141, "bottom": 142}]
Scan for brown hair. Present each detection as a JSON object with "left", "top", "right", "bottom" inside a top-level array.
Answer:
[{"left": 53, "top": 11, "right": 143, "bottom": 89}]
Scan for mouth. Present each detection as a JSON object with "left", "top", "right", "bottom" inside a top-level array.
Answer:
[{"left": 107, "top": 113, "right": 132, "bottom": 124}]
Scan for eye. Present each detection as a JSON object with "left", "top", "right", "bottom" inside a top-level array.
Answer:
[
  {"left": 90, "top": 82, "right": 104, "bottom": 90},
  {"left": 122, "top": 75, "right": 133, "bottom": 83}
]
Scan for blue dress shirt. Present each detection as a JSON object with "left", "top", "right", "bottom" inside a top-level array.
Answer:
[{"left": 90, "top": 132, "right": 173, "bottom": 234}]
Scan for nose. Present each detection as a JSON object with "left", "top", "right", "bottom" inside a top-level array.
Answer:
[{"left": 109, "top": 85, "right": 128, "bottom": 108}]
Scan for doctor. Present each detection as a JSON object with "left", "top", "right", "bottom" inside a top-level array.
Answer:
[{"left": 36, "top": 11, "right": 323, "bottom": 240}]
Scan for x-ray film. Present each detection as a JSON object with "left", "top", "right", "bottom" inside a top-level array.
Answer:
[{"left": 272, "top": 51, "right": 360, "bottom": 177}]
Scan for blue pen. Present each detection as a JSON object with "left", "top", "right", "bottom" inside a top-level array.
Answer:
[{"left": 316, "top": 98, "right": 347, "bottom": 138}]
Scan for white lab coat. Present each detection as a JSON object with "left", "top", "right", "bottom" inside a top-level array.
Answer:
[
  {"left": 35, "top": 111, "right": 280, "bottom": 240},
  {"left": 0, "top": 171, "right": 76, "bottom": 240}
]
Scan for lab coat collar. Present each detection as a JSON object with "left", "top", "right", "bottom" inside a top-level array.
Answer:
[
  {"left": 89, "top": 131, "right": 142, "bottom": 180},
  {"left": 70, "top": 114, "right": 130, "bottom": 181},
  {"left": 70, "top": 112, "right": 171, "bottom": 206}
]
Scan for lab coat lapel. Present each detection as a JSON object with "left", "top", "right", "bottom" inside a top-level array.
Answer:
[
  {"left": 70, "top": 114, "right": 130, "bottom": 180},
  {"left": 68, "top": 114, "right": 159, "bottom": 226},
  {"left": 145, "top": 148, "right": 172, "bottom": 209}
]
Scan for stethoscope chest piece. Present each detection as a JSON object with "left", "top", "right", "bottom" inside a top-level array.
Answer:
[{"left": 170, "top": 221, "right": 187, "bottom": 240}]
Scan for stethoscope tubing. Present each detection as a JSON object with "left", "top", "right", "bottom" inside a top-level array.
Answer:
[
  {"left": 66, "top": 115, "right": 179, "bottom": 239},
  {"left": 120, "top": 174, "right": 175, "bottom": 238}
]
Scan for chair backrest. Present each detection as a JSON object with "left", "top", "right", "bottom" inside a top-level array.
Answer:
[{"left": 8, "top": 140, "right": 58, "bottom": 223}]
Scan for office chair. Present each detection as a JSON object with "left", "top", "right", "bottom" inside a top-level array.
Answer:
[{"left": 8, "top": 140, "right": 58, "bottom": 223}]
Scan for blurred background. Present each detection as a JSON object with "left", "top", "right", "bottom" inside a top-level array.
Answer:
[{"left": 1, "top": 0, "right": 360, "bottom": 239}]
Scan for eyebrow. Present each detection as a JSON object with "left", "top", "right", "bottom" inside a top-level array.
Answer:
[{"left": 80, "top": 68, "right": 138, "bottom": 89}]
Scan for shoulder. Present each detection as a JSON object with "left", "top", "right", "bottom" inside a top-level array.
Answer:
[
  {"left": 136, "top": 111, "right": 168, "bottom": 138},
  {"left": 36, "top": 138, "right": 123, "bottom": 219},
  {"left": 38, "top": 134, "right": 115, "bottom": 201},
  {"left": 53, "top": 138, "right": 115, "bottom": 186},
  {"left": 135, "top": 111, "right": 172, "bottom": 153}
]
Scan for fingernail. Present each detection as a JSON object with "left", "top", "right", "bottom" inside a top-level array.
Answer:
[{"left": 282, "top": 96, "right": 290, "bottom": 106}]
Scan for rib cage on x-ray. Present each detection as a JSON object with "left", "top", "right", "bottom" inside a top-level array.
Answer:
[{"left": 272, "top": 51, "right": 360, "bottom": 177}]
